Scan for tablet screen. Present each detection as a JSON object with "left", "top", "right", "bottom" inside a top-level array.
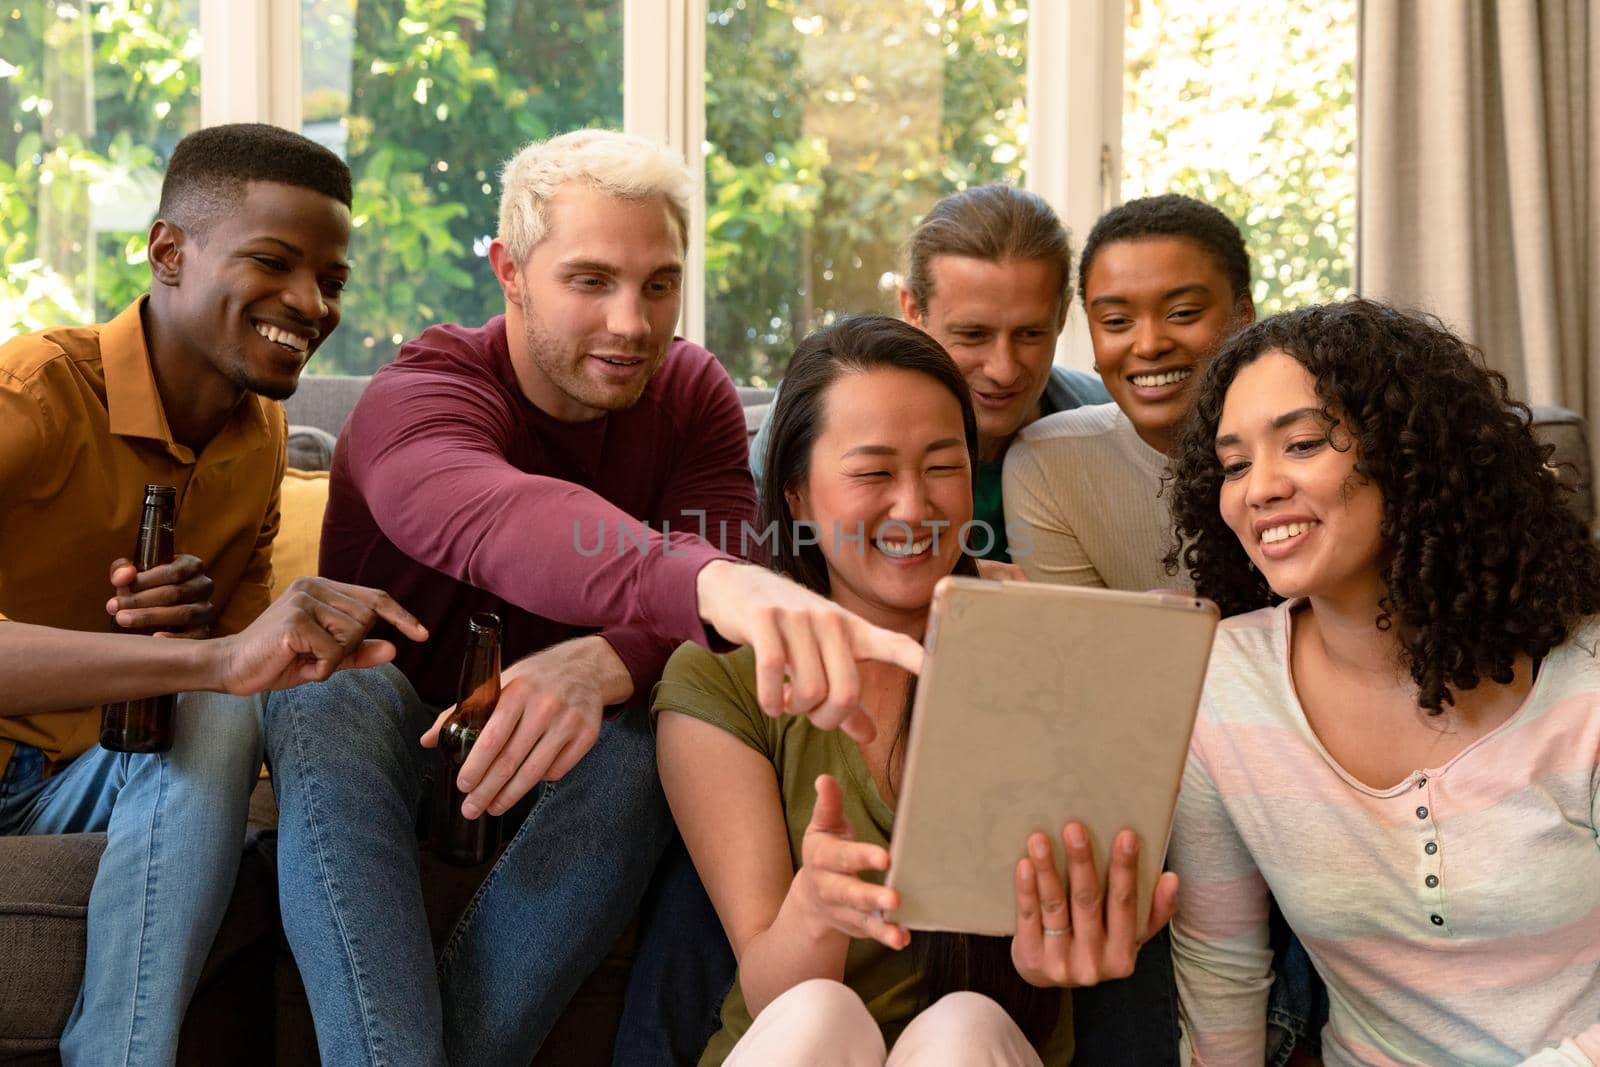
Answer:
[{"left": 886, "top": 576, "right": 1217, "bottom": 936}]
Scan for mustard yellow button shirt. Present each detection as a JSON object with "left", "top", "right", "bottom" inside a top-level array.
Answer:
[{"left": 0, "top": 297, "right": 285, "bottom": 775}]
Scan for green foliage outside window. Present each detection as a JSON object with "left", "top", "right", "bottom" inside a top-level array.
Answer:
[
  {"left": 2, "top": 0, "right": 1355, "bottom": 379},
  {"left": 0, "top": 0, "right": 199, "bottom": 335},
  {"left": 1123, "top": 0, "right": 1356, "bottom": 316},
  {"left": 299, "top": 0, "right": 623, "bottom": 372},
  {"left": 0, "top": 0, "right": 623, "bottom": 373},
  {"left": 702, "top": 0, "right": 1028, "bottom": 384}
]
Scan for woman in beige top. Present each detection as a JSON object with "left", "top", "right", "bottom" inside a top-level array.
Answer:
[{"left": 1003, "top": 194, "right": 1255, "bottom": 591}]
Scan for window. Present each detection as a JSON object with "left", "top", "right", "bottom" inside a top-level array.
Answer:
[
  {"left": 1122, "top": 0, "right": 1356, "bottom": 315},
  {"left": 301, "top": 0, "right": 624, "bottom": 374},
  {"left": 1, "top": 0, "right": 201, "bottom": 337},
  {"left": 702, "top": 0, "right": 1029, "bottom": 384},
  {"left": 2, "top": 1, "right": 1356, "bottom": 372}
]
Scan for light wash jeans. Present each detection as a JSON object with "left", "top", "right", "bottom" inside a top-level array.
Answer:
[
  {"left": 264, "top": 664, "right": 684, "bottom": 1067},
  {"left": 0, "top": 690, "right": 266, "bottom": 1066}
]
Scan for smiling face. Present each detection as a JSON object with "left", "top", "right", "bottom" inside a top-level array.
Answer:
[
  {"left": 1215, "top": 351, "right": 1387, "bottom": 609},
  {"left": 153, "top": 179, "right": 351, "bottom": 401},
  {"left": 785, "top": 366, "right": 973, "bottom": 631},
  {"left": 491, "top": 183, "right": 684, "bottom": 422},
  {"left": 1085, "top": 235, "right": 1252, "bottom": 454},
  {"left": 901, "top": 255, "right": 1062, "bottom": 461}
]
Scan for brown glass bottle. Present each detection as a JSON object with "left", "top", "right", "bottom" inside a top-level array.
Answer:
[
  {"left": 100, "top": 484, "right": 179, "bottom": 753},
  {"left": 431, "top": 612, "right": 504, "bottom": 865}
]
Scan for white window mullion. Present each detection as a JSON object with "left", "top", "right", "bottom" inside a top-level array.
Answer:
[
  {"left": 624, "top": 0, "right": 706, "bottom": 346},
  {"left": 1028, "top": 0, "right": 1124, "bottom": 372},
  {"left": 199, "top": 0, "right": 302, "bottom": 130},
  {"left": 266, "top": 0, "right": 304, "bottom": 130}
]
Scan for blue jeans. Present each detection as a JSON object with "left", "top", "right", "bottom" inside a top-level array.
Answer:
[
  {"left": 0, "top": 691, "right": 265, "bottom": 1066},
  {"left": 1266, "top": 904, "right": 1328, "bottom": 1066},
  {"left": 1069, "top": 927, "right": 1179, "bottom": 1065},
  {"left": 611, "top": 831, "right": 737, "bottom": 1066},
  {"left": 264, "top": 665, "right": 678, "bottom": 1067}
]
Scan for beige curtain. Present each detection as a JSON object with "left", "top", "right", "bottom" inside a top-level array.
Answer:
[{"left": 1358, "top": 0, "right": 1598, "bottom": 476}]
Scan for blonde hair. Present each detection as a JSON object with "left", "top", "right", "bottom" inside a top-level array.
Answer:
[{"left": 497, "top": 129, "right": 696, "bottom": 263}]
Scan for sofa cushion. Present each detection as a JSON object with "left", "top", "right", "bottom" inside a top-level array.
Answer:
[
  {"left": 0, "top": 785, "right": 282, "bottom": 1061},
  {"left": 742, "top": 401, "right": 770, "bottom": 440},
  {"left": 269, "top": 470, "right": 331, "bottom": 601},
  {"left": 0, "top": 834, "right": 102, "bottom": 1053},
  {"left": 286, "top": 424, "right": 338, "bottom": 473}
]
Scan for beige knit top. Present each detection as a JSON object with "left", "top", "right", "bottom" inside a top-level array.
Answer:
[{"left": 1001, "top": 402, "right": 1190, "bottom": 592}]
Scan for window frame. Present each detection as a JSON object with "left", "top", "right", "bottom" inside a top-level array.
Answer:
[
  {"left": 196, "top": 0, "right": 1122, "bottom": 369},
  {"left": 1029, "top": 0, "right": 1124, "bottom": 371}
]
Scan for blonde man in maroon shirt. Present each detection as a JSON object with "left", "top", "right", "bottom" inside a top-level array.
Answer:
[{"left": 268, "top": 129, "right": 925, "bottom": 1067}]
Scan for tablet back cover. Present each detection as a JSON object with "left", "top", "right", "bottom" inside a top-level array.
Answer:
[{"left": 886, "top": 577, "right": 1217, "bottom": 937}]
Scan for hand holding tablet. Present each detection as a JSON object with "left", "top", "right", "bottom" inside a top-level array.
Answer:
[
  {"left": 1010, "top": 823, "right": 1180, "bottom": 988},
  {"left": 885, "top": 577, "right": 1216, "bottom": 943}
]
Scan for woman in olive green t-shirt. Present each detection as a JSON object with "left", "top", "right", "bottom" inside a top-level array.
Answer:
[{"left": 653, "top": 317, "right": 1178, "bottom": 1066}]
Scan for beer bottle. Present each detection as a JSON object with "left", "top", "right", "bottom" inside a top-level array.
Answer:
[
  {"left": 101, "top": 484, "right": 179, "bottom": 753},
  {"left": 431, "top": 612, "right": 504, "bottom": 865}
]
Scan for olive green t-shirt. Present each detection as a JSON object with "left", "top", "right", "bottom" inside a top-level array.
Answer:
[{"left": 651, "top": 642, "right": 1073, "bottom": 1065}]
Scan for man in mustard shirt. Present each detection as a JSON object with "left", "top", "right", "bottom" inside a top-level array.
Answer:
[{"left": 0, "top": 123, "right": 386, "bottom": 1064}]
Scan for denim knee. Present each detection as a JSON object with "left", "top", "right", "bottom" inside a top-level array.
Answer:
[
  {"left": 265, "top": 664, "right": 430, "bottom": 769},
  {"left": 164, "top": 689, "right": 267, "bottom": 787}
]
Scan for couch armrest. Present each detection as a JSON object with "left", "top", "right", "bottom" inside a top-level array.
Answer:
[
  {"left": 1529, "top": 404, "right": 1594, "bottom": 526},
  {"left": 287, "top": 424, "right": 338, "bottom": 472}
]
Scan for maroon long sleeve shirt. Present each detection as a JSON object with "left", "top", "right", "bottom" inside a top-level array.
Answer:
[{"left": 319, "top": 316, "right": 756, "bottom": 707}]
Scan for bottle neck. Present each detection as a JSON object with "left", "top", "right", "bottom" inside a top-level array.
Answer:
[
  {"left": 454, "top": 634, "right": 501, "bottom": 729},
  {"left": 135, "top": 506, "right": 176, "bottom": 569}
]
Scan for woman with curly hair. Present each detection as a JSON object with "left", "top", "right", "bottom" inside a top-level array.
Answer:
[{"left": 1164, "top": 298, "right": 1600, "bottom": 1064}]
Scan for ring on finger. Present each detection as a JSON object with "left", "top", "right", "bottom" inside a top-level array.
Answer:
[{"left": 1042, "top": 927, "right": 1069, "bottom": 937}]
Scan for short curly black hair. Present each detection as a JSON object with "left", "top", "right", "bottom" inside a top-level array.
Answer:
[
  {"left": 1077, "top": 193, "right": 1251, "bottom": 307},
  {"left": 1165, "top": 298, "right": 1600, "bottom": 712},
  {"left": 159, "top": 123, "right": 352, "bottom": 236}
]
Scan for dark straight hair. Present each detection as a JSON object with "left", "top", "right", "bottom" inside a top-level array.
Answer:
[
  {"left": 759, "top": 314, "right": 977, "bottom": 585},
  {"left": 758, "top": 314, "right": 1061, "bottom": 1047}
]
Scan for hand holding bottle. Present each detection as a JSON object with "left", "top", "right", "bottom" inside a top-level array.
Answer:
[
  {"left": 106, "top": 554, "right": 216, "bottom": 637},
  {"left": 421, "top": 634, "right": 619, "bottom": 820},
  {"left": 426, "top": 613, "right": 504, "bottom": 865}
]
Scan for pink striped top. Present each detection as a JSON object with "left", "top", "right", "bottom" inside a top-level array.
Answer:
[{"left": 1168, "top": 600, "right": 1600, "bottom": 1066}]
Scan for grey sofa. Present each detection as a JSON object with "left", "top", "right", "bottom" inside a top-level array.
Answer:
[
  {"left": 1529, "top": 404, "right": 1595, "bottom": 523},
  {"left": 1, "top": 373, "right": 1589, "bottom": 1065}
]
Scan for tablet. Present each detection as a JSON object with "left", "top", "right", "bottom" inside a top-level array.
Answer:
[{"left": 885, "top": 576, "right": 1218, "bottom": 938}]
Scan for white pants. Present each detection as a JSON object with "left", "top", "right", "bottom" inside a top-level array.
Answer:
[{"left": 723, "top": 978, "right": 1046, "bottom": 1067}]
